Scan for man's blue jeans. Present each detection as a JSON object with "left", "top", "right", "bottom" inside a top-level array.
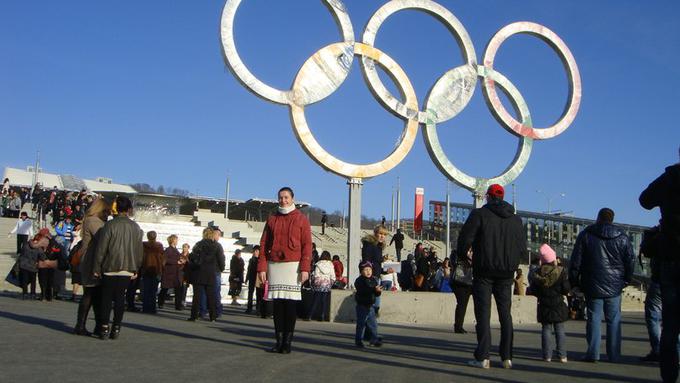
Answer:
[
  {"left": 586, "top": 295, "right": 621, "bottom": 362},
  {"left": 356, "top": 304, "right": 378, "bottom": 344},
  {"left": 646, "top": 282, "right": 663, "bottom": 355}
]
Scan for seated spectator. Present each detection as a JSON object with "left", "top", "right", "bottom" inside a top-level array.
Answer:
[
  {"left": 398, "top": 254, "right": 416, "bottom": 291},
  {"left": 380, "top": 267, "right": 399, "bottom": 291},
  {"left": 331, "top": 255, "right": 346, "bottom": 289}
]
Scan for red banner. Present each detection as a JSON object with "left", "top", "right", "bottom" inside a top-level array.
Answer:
[{"left": 414, "top": 188, "right": 424, "bottom": 234}]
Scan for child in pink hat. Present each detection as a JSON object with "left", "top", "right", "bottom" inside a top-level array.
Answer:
[{"left": 530, "top": 244, "right": 570, "bottom": 362}]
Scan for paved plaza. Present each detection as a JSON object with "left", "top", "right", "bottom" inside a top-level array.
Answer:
[{"left": 0, "top": 291, "right": 661, "bottom": 383}]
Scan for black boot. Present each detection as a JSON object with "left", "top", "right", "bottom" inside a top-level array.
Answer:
[
  {"left": 73, "top": 323, "right": 91, "bottom": 336},
  {"left": 99, "top": 325, "right": 110, "bottom": 340},
  {"left": 281, "top": 331, "right": 293, "bottom": 354},
  {"left": 109, "top": 325, "right": 121, "bottom": 340},
  {"left": 267, "top": 332, "right": 283, "bottom": 353}
]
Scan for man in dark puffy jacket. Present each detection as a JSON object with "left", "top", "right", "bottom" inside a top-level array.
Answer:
[
  {"left": 640, "top": 150, "right": 680, "bottom": 383},
  {"left": 457, "top": 184, "right": 526, "bottom": 369},
  {"left": 569, "top": 208, "right": 635, "bottom": 363}
]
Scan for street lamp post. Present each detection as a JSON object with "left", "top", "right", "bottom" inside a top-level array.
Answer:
[{"left": 536, "top": 190, "right": 566, "bottom": 244}]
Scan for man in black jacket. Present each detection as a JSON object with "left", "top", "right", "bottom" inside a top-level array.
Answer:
[
  {"left": 569, "top": 208, "right": 635, "bottom": 363},
  {"left": 389, "top": 228, "right": 405, "bottom": 261},
  {"left": 640, "top": 151, "right": 680, "bottom": 383},
  {"left": 457, "top": 184, "right": 526, "bottom": 369}
]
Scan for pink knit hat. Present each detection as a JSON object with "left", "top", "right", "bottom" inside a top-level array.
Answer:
[{"left": 539, "top": 244, "right": 556, "bottom": 264}]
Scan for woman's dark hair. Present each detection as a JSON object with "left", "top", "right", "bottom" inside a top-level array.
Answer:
[
  {"left": 3, "top": 178, "right": 8, "bottom": 183},
  {"left": 278, "top": 186, "right": 294, "bottom": 198},
  {"left": 116, "top": 195, "right": 133, "bottom": 213},
  {"left": 332, "top": 255, "right": 340, "bottom": 261},
  {"left": 320, "top": 251, "right": 331, "bottom": 261}
]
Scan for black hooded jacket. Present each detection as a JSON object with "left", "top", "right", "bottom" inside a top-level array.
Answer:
[
  {"left": 569, "top": 223, "right": 636, "bottom": 298},
  {"left": 456, "top": 199, "right": 527, "bottom": 279},
  {"left": 640, "top": 164, "right": 680, "bottom": 256}
]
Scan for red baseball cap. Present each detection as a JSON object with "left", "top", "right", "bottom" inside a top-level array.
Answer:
[{"left": 486, "top": 184, "right": 505, "bottom": 198}]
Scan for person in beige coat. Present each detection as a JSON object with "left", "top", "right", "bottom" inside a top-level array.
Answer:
[{"left": 73, "top": 198, "right": 109, "bottom": 336}]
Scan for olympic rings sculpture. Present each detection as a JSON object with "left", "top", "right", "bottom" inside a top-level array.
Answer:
[{"left": 220, "top": 0, "right": 581, "bottom": 194}]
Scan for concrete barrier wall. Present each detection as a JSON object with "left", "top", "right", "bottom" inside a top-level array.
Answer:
[{"left": 330, "top": 290, "right": 538, "bottom": 326}]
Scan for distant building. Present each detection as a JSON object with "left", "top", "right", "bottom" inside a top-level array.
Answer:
[
  {"left": 429, "top": 200, "right": 650, "bottom": 278},
  {"left": 3, "top": 166, "right": 137, "bottom": 195}
]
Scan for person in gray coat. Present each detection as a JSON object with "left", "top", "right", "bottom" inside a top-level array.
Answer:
[{"left": 92, "top": 196, "right": 143, "bottom": 340}]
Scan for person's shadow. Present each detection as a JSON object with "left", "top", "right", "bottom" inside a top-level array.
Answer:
[{"left": 0, "top": 310, "right": 72, "bottom": 333}]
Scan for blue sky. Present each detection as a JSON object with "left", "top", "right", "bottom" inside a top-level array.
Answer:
[{"left": 1, "top": 0, "right": 678, "bottom": 227}]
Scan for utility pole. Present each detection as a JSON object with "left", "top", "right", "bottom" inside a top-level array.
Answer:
[
  {"left": 396, "top": 177, "right": 401, "bottom": 230},
  {"left": 390, "top": 187, "right": 395, "bottom": 232},
  {"left": 32, "top": 149, "right": 40, "bottom": 191},
  {"left": 224, "top": 175, "right": 230, "bottom": 220}
]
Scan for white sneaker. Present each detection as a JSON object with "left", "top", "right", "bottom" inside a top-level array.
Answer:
[
  {"left": 468, "top": 359, "right": 490, "bottom": 369},
  {"left": 502, "top": 359, "right": 513, "bottom": 369},
  {"left": 543, "top": 358, "right": 552, "bottom": 362},
  {"left": 559, "top": 357, "right": 568, "bottom": 363}
]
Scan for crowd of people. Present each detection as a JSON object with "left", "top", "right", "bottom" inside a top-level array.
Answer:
[{"left": 3, "top": 146, "right": 680, "bottom": 382}]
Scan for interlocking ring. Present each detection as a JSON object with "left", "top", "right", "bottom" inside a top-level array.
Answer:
[{"left": 220, "top": 0, "right": 581, "bottom": 189}]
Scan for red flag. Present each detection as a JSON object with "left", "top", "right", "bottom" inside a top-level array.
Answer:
[{"left": 414, "top": 188, "right": 424, "bottom": 234}]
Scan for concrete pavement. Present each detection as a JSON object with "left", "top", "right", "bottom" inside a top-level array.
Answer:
[{"left": 0, "top": 292, "right": 662, "bottom": 383}]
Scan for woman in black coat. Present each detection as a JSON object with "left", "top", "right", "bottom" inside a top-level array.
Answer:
[
  {"left": 228, "top": 250, "right": 245, "bottom": 305},
  {"left": 187, "top": 228, "right": 225, "bottom": 321}
]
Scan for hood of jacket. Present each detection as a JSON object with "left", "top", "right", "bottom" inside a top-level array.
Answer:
[
  {"left": 484, "top": 199, "right": 516, "bottom": 219},
  {"left": 362, "top": 234, "right": 385, "bottom": 249},
  {"left": 315, "top": 260, "right": 334, "bottom": 275},
  {"left": 585, "top": 223, "right": 624, "bottom": 240},
  {"left": 666, "top": 163, "right": 680, "bottom": 183},
  {"left": 143, "top": 241, "right": 163, "bottom": 251},
  {"left": 534, "top": 264, "right": 563, "bottom": 288}
]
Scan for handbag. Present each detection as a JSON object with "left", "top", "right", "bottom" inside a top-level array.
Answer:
[
  {"left": 70, "top": 247, "right": 83, "bottom": 268},
  {"left": 5, "top": 261, "right": 21, "bottom": 287},
  {"left": 450, "top": 261, "right": 473, "bottom": 287},
  {"left": 262, "top": 280, "right": 270, "bottom": 301},
  {"left": 414, "top": 274, "right": 425, "bottom": 289}
]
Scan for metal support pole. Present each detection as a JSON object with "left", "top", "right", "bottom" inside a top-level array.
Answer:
[
  {"left": 473, "top": 189, "right": 485, "bottom": 209},
  {"left": 224, "top": 176, "right": 230, "bottom": 220},
  {"left": 446, "top": 181, "right": 451, "bottom": 258},
  {"left": 347, "top": 178, "right": 363, "bottom": 286}
]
